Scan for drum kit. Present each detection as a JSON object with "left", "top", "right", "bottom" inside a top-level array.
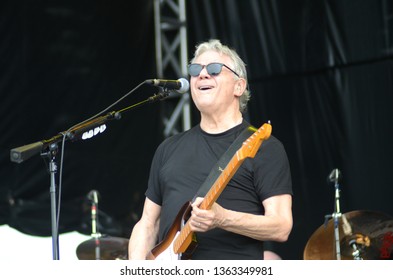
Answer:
[
  {"left": 303, "top": 169, "right": 393, "bottom": 260},
  {"left": 76, "top": 190, "right": 129, "bottom": 260}
]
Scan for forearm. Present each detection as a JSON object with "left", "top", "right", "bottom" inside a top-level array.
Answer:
[
  {"left": 218, "top": 209, "right": 292, "bottom": 242},
  {"left": 128, "top": 220, "right": 159, "bottom": 259},
  {"left": 214, "top": 194, "right": 293, "bottom": 242}
]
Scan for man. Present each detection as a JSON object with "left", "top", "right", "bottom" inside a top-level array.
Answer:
[{"left": 128, "top": 39, "right": 293, "bottom": 260}]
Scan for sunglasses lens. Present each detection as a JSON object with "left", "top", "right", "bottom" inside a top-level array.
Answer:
[
  {"left": 206, "top": 63, "right": 223, "bottom": 76},
  {"left": 188, "top": 63, "right": 225, "bottom": 76},
  {"left": 188, "top": 64, "right": 203, "bottom": 77}
]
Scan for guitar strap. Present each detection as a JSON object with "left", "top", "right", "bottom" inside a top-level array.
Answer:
[{"left": 193, "top": 125, "right": 257, "bottom": 200}]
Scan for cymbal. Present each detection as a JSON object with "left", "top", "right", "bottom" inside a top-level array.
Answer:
[
  {"left": 304, "top": 210, "right": 393, "bottom": 260},
  {"left": 76, "top": 235, "right": 129, "bottom": 260}
]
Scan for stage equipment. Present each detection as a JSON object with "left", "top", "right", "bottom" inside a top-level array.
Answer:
[
  {"left": 76, "top": 189, "right": 128, "bottom": 260},
  {"left": 76, "top": 236, "right": 129, "bottom": 260},
  {"left": 304, "top": 168, "right": 393, "bottom": 260},
  {"left": 304, "top": 210, "right": 393, "bottom": 260},
  {"left": 10, "top": 79, "right": 186, "bottom": 259}
]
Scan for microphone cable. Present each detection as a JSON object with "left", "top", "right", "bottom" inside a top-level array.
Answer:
[{"left": 56, "top": 80, "right": 147, "bottom": 233}]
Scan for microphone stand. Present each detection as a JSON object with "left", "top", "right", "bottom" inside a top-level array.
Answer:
[
  {"left": 9, "top": 86, "right": 172, "bottom": 260},
  {"left": 324, "top": 169, "right": 342, "bottom": 260},
  {"left": 41, "top": 143, "right": 60, "bottom": 260}
]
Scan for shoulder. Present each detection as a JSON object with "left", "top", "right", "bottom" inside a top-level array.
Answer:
[
  {"left": 255, "top": 135, "right": 289, "bottom": 165},
  {"left": 245, "top": 121, "right": 287, "bottom": 154},
  {"left": 263, "top": 135, "right": 286, "bottom": 150}
]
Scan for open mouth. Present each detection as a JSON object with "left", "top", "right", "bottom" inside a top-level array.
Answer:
[{"left": 198, "top": 85, "right": 214, "bottom": 91}]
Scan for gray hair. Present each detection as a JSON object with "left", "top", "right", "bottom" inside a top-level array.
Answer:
[{"left": 190, "top": 39, "right": 250, "bottom": 112}]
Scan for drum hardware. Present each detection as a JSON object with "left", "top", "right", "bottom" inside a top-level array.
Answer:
[
  {"left": 323, "top": 168, "right": 343, "bottom": 260},
  {"left": 340, "top": 234, "right": 370, "bottom": 260},
  {"left": 349, "top": 239, "right": 362, "bottom": 260},
  {"left": 303, "top": 168, "right": 393, "bottom": 260},
  {"left": 87, "top": 190, "right": 101, "bottom": 239},
  {"left": 304, "top": 210, "right": 393, "bottom": 260},
  {"left": 89, "top": 190, "right": 101, "bottom": 259},
  {"left": 76, "top": 190, "right": 129, "bottom": 260}
]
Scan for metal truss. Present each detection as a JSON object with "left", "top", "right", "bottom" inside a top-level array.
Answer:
[{"left": 154, "top": 0, "right": 191, "bottom": 137}]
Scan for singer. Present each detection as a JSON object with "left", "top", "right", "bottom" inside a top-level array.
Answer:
[{"left": 128, "top": 39, "right": 293, "bottom": 260}]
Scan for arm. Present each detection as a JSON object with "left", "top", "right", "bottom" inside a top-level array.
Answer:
[
  {"left": 128, "top": 197, "right": 161, "bottom": 259},
  {"left": 189, "top": 194, "right": 292, "bottom": 242}
]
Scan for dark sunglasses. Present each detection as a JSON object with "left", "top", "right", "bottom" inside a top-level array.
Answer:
[{"left": 187, "top": 63, "right": 240, "bottom": 77}]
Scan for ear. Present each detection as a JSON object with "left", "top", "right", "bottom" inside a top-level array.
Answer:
[{"left": 234, "top": 78, "right": 247, "bottom": 97}]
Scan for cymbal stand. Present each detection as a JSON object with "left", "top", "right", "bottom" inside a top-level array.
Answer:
[
  {"left": 324, "top": 169, "right": 342, "bottom": 260},
  {"left": 88, "top": 190, "right": 101, "bottom": 259}
]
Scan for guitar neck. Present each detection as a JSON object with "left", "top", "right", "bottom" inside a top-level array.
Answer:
[
  {"left": 173, "top": 150, "right": 244, "bottom": 254},
  {"left": 200, "top": 151, "right": 243, "bottom": 210}
]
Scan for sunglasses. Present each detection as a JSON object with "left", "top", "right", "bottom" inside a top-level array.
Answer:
[{"left": 187, "top": 63, "right": 240, "bottom": 77}]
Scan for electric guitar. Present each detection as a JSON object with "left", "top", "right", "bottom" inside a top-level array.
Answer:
[{"left": 146, "top": 123, "right": 272, "bottom": 260}]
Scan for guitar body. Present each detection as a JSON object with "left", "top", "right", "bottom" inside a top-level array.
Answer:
[{"left": 146, "top": 202, "right": 197, "bottom": 260}]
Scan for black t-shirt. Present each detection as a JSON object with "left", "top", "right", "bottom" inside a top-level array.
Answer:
[{"left": 146, "top": 121, "right": 292, "bottom": 259}]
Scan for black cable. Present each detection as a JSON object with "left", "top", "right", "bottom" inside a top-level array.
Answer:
[{"left": 55, "top": 80, "right": 147, "bottom": 231}]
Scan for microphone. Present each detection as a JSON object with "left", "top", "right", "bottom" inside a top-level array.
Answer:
[
  {"left": 328, "top": 168, "right": 342, "bottom": 184},
  {"left": 87, "top": 189, "right": 100, "bottom": 204},
  {"left": 145, "top": 78, "right": 189, "bottom": 93}
]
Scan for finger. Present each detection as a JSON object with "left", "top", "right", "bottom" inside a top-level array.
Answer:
[
  {"left": 191, "top": 220, "right": 202, "bottom": 231},
  {"left": 191, "top": 197, "right": 204, "bottom": 207}
]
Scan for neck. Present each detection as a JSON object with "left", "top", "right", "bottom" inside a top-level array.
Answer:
[{"left": 200, "top": 112, "right": 243, "bottom": 134}]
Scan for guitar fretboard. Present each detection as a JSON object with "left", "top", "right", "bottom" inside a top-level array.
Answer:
[{"left": 173, "top": 149, "right": 243, "bottom": 254}]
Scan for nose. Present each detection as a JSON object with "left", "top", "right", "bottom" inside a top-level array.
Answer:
[{"left": 198, "top": 65, "right": 210, "bottom": 78}]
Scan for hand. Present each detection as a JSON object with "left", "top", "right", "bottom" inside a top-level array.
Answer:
[{"left": 189, "top": 197, "right": 226, "bottom": 232}]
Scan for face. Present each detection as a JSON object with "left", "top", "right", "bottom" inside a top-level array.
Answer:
[{"left": 190, "top": 50, "right": 243, "bottom": 115}]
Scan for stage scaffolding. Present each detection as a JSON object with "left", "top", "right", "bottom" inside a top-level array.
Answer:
[{"left": 154, "top": 0, "right": 191, "bottom": 137}]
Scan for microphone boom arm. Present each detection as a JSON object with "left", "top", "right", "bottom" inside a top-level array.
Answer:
[{"left": 10, "top": 87, "right": 171, "bottom": 163}]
